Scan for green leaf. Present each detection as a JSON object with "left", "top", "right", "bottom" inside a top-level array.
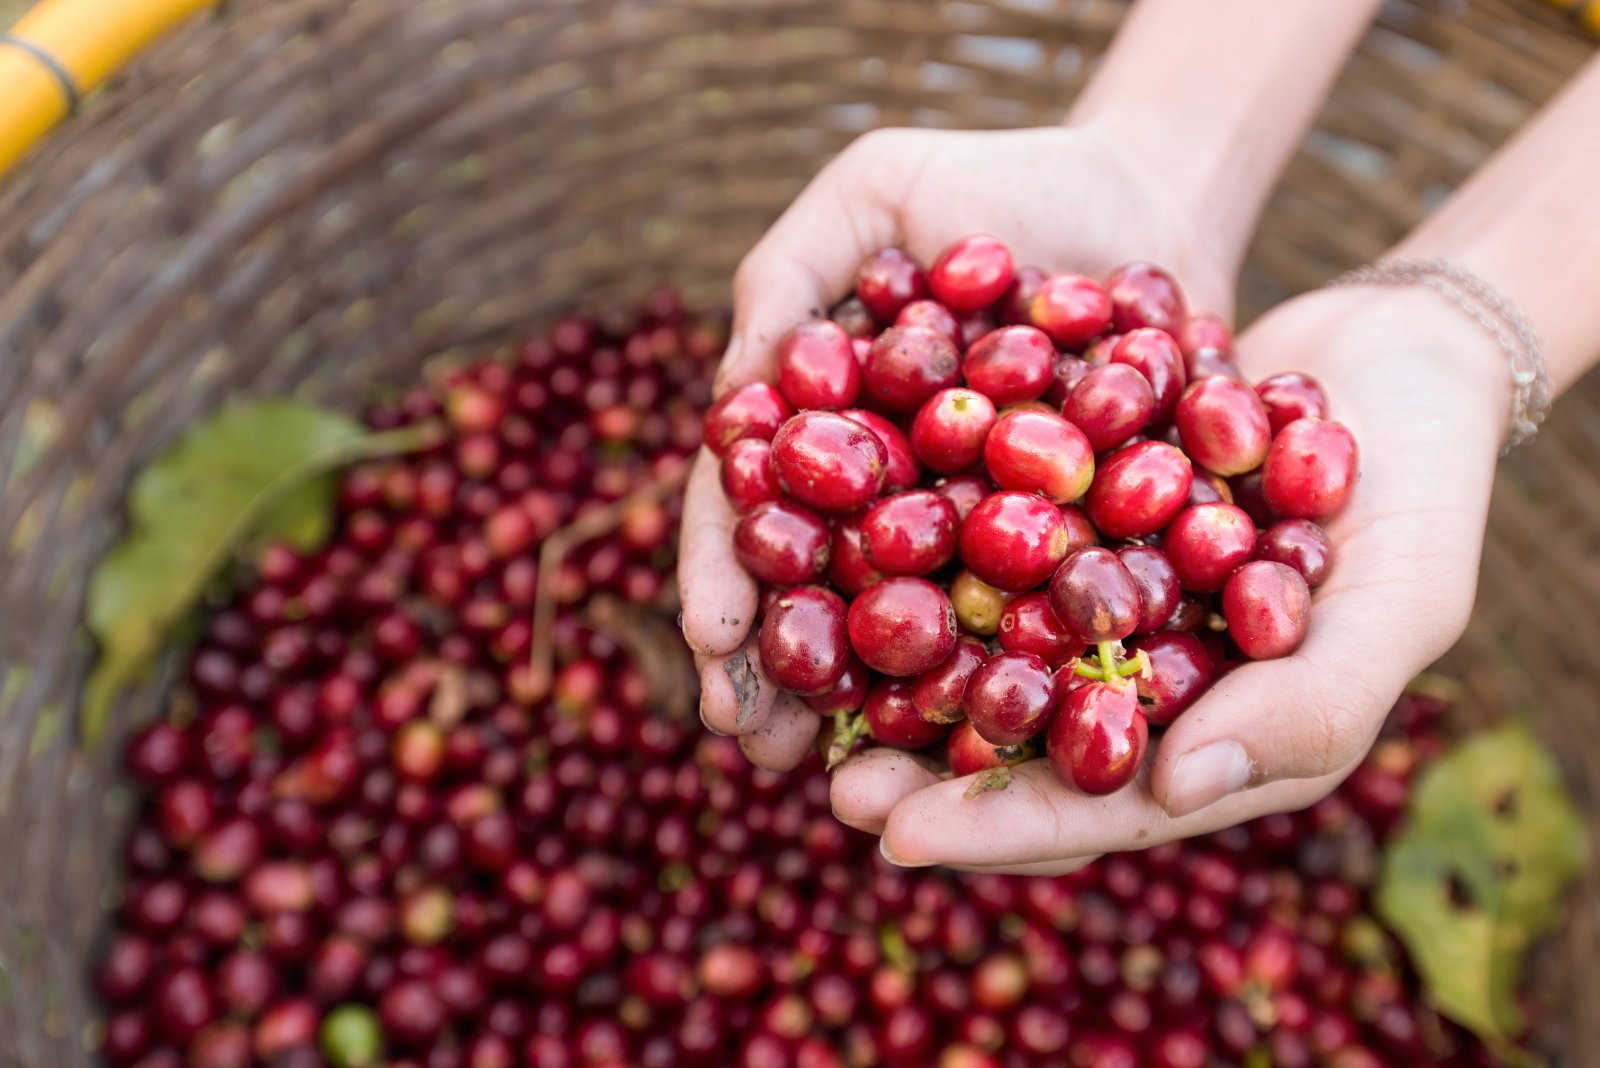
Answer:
[
  {"left": 1377, "top": 723, "right": 1587, "bottom": 1051},
  {"left": 82, "top": 400, "right": 432, "bottom": 743}
]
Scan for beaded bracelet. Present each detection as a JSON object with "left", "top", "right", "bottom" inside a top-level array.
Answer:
[{"left": 1327, "top": 259, "right": 1551, "bottom": 452}]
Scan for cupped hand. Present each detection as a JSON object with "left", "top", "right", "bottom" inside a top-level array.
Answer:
[
  {"left": 679, "top": 124, "right": 1238, "bottom": 767},
  {"left": 838, "top": 283, "right": 1508, "bottom": 873}
]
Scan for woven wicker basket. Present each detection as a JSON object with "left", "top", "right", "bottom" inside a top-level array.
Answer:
[{"left": 0, "top": 1, "right": 1596, "bottom": 1064}]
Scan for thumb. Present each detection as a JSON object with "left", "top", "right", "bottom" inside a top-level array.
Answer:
[{"left": 713, "top": 135, "right": 904, "bottom": 396}]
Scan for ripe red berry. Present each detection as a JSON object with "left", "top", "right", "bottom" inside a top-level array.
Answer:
[
  {"left": 1115, "top": 545, "right": 1180, "bottom": 634},
  {"left": 958, "top": 491, "right": 1073, "bottom": 592},
  {"left": 1254, "top": 372, "right": 1328, "bottom": 433},
  {"left": 1047, "top": 679, "right": 1147, "bottom": 794},
  {"left": 928, "top": 235, "right": 1015, "bottom": 312},
  {"left": 1262, "top": 418, "right": 1358, "bottom": 520},
  {"left": 946, "top": 719, "right": 1035, "bottom": 777},
  {"left": 861, "top": 490, "right": 959, "bottom": 576},
  {"left": 703, "top": 383, "right": 793, "bottom": 456},
  {"left": 997, "top": 592, "right": 1079, "bottom": 667},
  {"left": 855, "top": 247, "right": 927, "bottom": 321},
  {"left": 839, "top": 408, "right": 921, "bottom": 492},
  {"left": 847, "top": 578, "right": 958, "bottom": 677},
  {"left": 759, "top": 586, "right": 851, "bottom": 696},
  {"left": 963, "top": 651, "right": 1057, "bottom": 746},
  {"left": 1085, "top": 441, "right": 1193, "bottom": 538},
  {"left": 1175, "top": 376, "right": 1272, "bottom": 476},
  {"left": 862, "top": 325, "right": 962, "bottom": 413},
  {"left": 1223, "top": 561, "right": 1312, "bottom": 659},
  {"left": 983, "top": 410, "right": 1095, "bottom": 504},
  {"left": 1110, "top": 328, "right": 1187, "bottom": 423},
  {"left": 1163, "top": 503, "right": 1257, "bottom": 593},
  {"left": 962, "top": 326, "right": 1056, "bottom": 405},
  {"left": 733, "top": 500, "right": 831, "bottom": 585},
  {"left": 1048, "top": 547, "right": 1142, "bottom": 644},
  {"left": 910, "top": 389, "right": 997, "bottom": 474},
  {"left": 1029, "top": 274, "right": 1113, "bottom": 348},
  {"left": 1063, "top": 364, "right": 1156, "bottom": 452},
  {"left": 776, "top": 320, "right": 862, "bottom": 409},
  {"left": 1254, "top": 519, "right": 1333, "bottom": 586},
  {"left": 1127, "top": 632, "right": 1215, "bottom": 725},
  {"left": 804, "top": 655, "right": 871, "bottom": 717},
  {"left": 827, "top": 516, "right": 885, "bottom": 596},
  {"left": 896, "top": 299, "right": 961, "bottom": 346},
  {"left": 1105, "top": 262, "right": 1186, "bottom": 334},
  {"left": 864, "top": 680, "right": 950, "bottom": 750},
  {"left": 934, "top": 473, "right": 991, "bottom": 521},
  {"left": 720, "top": 438, "right": 780, "bottom": 513},
  {"left": 770, "top": 411, "right": 888, "bottom": 513},
  {"left": 911, "top": 637, "right": 989, "bottom": 725}
]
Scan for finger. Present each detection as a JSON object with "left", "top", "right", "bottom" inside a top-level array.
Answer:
[
  {"left": 879, "top": 759, "right": 1343, "bottom": 868},
  {"left": 713, "top": 134, "right": 905, "bottom": 395},
  {"left": 942, "top": 856, "right": 1100, "bottom": 877},
  {"left": 829, "top": 746, "right": 944, "bottom": 835},
  {"left": 678, "top": 449, "right": 757, "bottom": 657},
  {"left": 1151, "top": 512, "right": 1456, "bottom": 819},
  {"left": 697, "top": 639, "right": 777, "bottom": 736},
  {"left": 738, "top": 693, "right": 822, "bottom": 772}
]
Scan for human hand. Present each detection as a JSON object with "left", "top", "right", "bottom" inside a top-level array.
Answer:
[
  {"left": 835, "top": 282, "right": 1509, "bottom": 873},
  {"left": 678, "top": 124, "right": 1238, "bottom": 769}
]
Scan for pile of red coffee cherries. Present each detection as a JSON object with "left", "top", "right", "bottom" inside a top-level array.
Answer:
[{"left": 705, "top": 236, "right": 1358, "bottom": 792}]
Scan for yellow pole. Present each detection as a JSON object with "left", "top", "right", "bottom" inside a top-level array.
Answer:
[{"left": 0, "top": 0, "right": 218, "bottom": 180}]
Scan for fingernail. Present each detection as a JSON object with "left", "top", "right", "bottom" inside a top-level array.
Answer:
[
  {"left": 879, "top": 837, "right": 933, "bottom": 869},
  {"left": 1164, "top": 740, "right": 1253, "bottom": 818}
]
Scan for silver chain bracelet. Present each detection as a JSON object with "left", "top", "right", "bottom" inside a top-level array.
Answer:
[{"left": 1327, "top": 259, "right": 1551, "bottom": 452}]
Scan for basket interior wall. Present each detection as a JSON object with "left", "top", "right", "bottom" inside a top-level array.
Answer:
[{"left": 0, "top": 1, "right": 1594, "bottom": 1063}]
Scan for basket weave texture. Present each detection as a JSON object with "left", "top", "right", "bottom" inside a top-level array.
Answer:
[{"left": 0, "top": 1, "right": 1595, "bottom": 1064}]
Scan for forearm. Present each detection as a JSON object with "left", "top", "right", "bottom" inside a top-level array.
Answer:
[
  {"left": 1390, "top": 55, "right": 1600, "bottom": 397},
  {"left": 1071, "top": 0, "right": 1382, "bottom": 275}
]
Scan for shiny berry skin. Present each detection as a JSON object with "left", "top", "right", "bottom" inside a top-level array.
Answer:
[
  {"left": 935, "top": 474, "right": 991, "bottom": 521},
  {"left": 1255, "top": 371, "right": 1328, "bottom": 433},
  {"left": 827, "top": 516, "right": 884, "bottom": 595},
  {"left": 1127, "top": 632, "right": 1215, "bottom": 725},
  {"left": 1110, "top": 328, "right": 1187, "bottom": 422},
  {"left": 1085, "top": 441, "right": 1193, "bottom": 538},
  {"left": 1178, "top": 312, "right": 1232, "bottom": 358},
  {"left": 153, "top": 966, "right": 216, "bottom": 1043},
  {"left": 928, "top": 235, "right": 1015, "bottom": 312},
  {"left": 910, "top": 389, "right": 997, "bottom": 473},
  {"left": 96, "top": 934, "right": 158, "bottom": 1003},
  {"left": 958, "top": 491, "right": 1073, "bottom": 592},
  {"left": 1105, "top": 262, "right": 1186, "bottom": 334},
  {"left": 759, "top": 586, "right": 850, "bottom": 696},
  {"left": 733, "top": 501, "right": 830, "bottom": 585},
  {"left": 949, "top": 570, "right": 1011, "bottom": 636},
  {"left": 1175, "top": 376, "right": 1272, "bottom": 476},
  {"left": 964, "top": 651, "right": 1057, "bottom": 746},
  {"left": 862, "top": 325, "right": 962, "bottom": 413},
  {"left": 1048, "top": 547, "right": 1141, "bottom": 644},
  {"left": 856, "top": 247, "right": 927, "bottom": 321},
  {"left": 1163, "top": 503, "right": 1257, "bottom": 592},
  {"left": 962, "top": 326, "right": 1056, "bottom": 406},
  {"left": 1254, "top": 519, "right": 1332, "bottom": 586},
  {"left": 946, "top": 719, "right": 1035, "bottom": 777},
  {"left": 379, "top": 979, "right": 448, "bottom": 1048},
  {"left": 1262, "top": 418, "right": 1359, "bottom": 520},
  {"left": 703, "top": 383, "right": 793, "bottom": 456},
  {"left": 997, "top": 593, "right": 1079, "bottom": 667},
  {"left": 862, "top": 491, "right": 959, "bottom": 576},
  {"left": 911, "top": 637, "right": 989, "bottom": 725},
  {"left": 896, "top": 299, "right": 961, "bottom": 346},
  {"left": 1029, "top": 274, "right": 1113, "bottom": 348},
  {"left": 124, "top": 722, "right": 191, "bottom": 785},
  {"left": 1223, "top": 561, "right": 1312, "bottom": 659},
  {"left": 1116, "top": 546, "right": 1180, "bottom": 634},
  {"left": 847, "top": 577, "right": 958, "bottom": 676},
  {"left": 1063, "top": 364, "right": 1155, "bottom": 452},
  {"left": 1188, "top": 470, "right": 1233, "bottom": 506},
  {"left": 1047, "top": 679, "right": 1147, "bottom": 794},
  {"left": 776, "top": 320, "right": 861, "bottom": 409},
  {"left": 983, "top": 410, "right": 1095, "bottom": 504},
  {"left": 770, "top": 411, "right": 888, "bottom": 513},
  {"left": 1002, "top": 264, "right": 1048, "bottom": 325},
  {"left": 840, "top": 409, "right": 920, "bottom": 492},
  {"left": 720, "top": 439, "right": 780, "bottom": 513},
  {"left": 864, "top": 680, "right": 950, "bottom": 750},
  {"left": 803, "top": 655, "right": 871, "bottom": 717}
]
